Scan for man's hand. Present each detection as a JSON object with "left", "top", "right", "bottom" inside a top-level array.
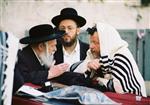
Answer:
[
  {"left": 48, "top": 62, "right": 69, "bottom": 79},
  {"left": 87, "top": 59, "right": 101, "bottom": 70}
]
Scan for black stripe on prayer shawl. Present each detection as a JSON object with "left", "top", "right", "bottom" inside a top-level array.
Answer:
[
  {"left": 114, "top": 54, "right": 141, "bottom": 95},
  {"left": 100, "top": 65, "right": 112, "bottom": 74},
  {"left": 100, "top": 57, "right": 113, "bottom": 73},
  {"left": 101, "top": 55, "right": 108, "bottom": 59},
  {"left": 100, "top": 65, "right": 109, "bottom": 69},
  {"left": 99, "top": 59, "right": 109, "bottom": 69},
  {"left": 111, "top": 66, "right": 131, "bottom": 93},
  {"left": 109, "top": 59, "right": 114, "bottom": 65},
  {"left": 100, "top": 58, "right": 113, "bottom": 63},
  {"left": 114, "top": 58, "right": 139, "bottom": 94},
  {"left": 100, "top": 55, "right": 128, "bottom": 92},
  {"left": 70, "top": 61, "right": 83, "bottom": 72},
  {"left": 100, "top": 60, "right": 108, "bottom": 64},
  {"left": 100, "top": 57, "right": 113, "bottom": 66},
  {"left": 115, "top": 54, "right": 141, "bottom": 95},
  {"left": 111, "top": 72, "right": 126, "bottom": 92},
  {"left": 100, "top": 56, "right": 109, "bottom": 68},
  {"left": 113, "top": 62, "right": 136, "bottom": 94}
]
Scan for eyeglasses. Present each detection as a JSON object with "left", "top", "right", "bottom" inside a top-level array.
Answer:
[
  {"left": 86, "top": 26, "right": 97, "bottom": 35},
  {"left": 59, "top": 26, "right": 77, "bottom": 31}
]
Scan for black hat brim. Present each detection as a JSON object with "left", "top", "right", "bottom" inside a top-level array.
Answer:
[
  {"left": 52, "top": 15, "right": 86, "bottom": 27},
  {"left": 20, "top": 30, "right": 65, "bottom": 44}
]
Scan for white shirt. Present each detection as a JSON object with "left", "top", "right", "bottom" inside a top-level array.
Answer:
[{"left": 63, "top": 40, "right": 80, "bottom": 70}]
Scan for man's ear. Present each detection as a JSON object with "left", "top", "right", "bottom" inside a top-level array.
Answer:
[
  {"left": 38, "top": 43, "right": 45, "bottom": 51},
  {"left": 77, "top": 28, "right": 80, "bottom": 36}
]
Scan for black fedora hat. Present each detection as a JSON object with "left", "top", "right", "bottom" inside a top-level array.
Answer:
[
  {"left": 20, "top": 24, "right": 65, "bottom": 44},
  {"left": 51, "top": 8, "right": 86, "bottom": 27}
]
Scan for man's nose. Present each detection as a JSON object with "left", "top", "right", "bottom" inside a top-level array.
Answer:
[
  {"left": 54, "top": 47, "right": 57, "bottom": 52},
  {"left": 63, "top": 28, "right": 70, "bottom": 35},
  {"left": 53, "top": 46, "right": 57, "bottom": 52},
  {"left": 90, "top": 44, "right": 94, "bottom": 49}
]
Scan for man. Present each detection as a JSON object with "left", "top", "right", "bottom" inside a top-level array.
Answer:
[
  {"left": 13, "top": 24, "right": 69, "bottom": 92},
  {"left": 70, "top": 22, "right": 147, "bottom": 97},
  {"left": 51, "top": 7, "right": 89, "bottom": 68}
]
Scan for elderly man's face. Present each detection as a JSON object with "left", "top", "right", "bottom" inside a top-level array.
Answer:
[
  {"left": 58, "top": 19, "right": 80, "bottom": 46},
  {"left": 45, "top": 39, "right": 57, "bottom": 54},
  {"left": 90, "top": 32, "right": 100, "bottom": 58},
  {"left": 39, "top": 39, "right": 57, "bottom": 68}
]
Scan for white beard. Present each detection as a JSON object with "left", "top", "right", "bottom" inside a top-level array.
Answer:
[{"left": 39, "top": 52, "right": 54, "bottom": 68}]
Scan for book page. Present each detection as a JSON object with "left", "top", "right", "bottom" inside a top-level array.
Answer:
[{"left": 17, "top": 85, "right": 44, "bottom": 97}]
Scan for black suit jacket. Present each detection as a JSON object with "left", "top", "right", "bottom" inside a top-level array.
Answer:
[
  {"left": 14, "top": 45, "right": 48, "bottom": 85},
  {"left": 54, "top": 40, "right": 89, "bottom": 65}
]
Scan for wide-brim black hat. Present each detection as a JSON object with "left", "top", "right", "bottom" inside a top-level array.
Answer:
[
  {"left": 51, "top": 8, "right": 86, "bottom": 27},
  {"left": 20, "top": 24, "right": 65, "bottom": 44}
]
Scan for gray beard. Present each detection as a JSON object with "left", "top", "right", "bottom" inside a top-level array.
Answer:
[{"left": 39, "top": 52, "right": 54, "bottom": 68}]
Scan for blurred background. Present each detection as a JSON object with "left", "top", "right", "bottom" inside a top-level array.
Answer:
[{"left": 0, "top": 0, "right": 150, "bottom": 98}]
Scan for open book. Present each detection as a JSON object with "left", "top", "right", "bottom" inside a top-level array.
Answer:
[
  {"left": 16, "top": 84, "right": 119, "bottom": 104},
  {"left": 16, "top": 85, "right": 44, "bottom": 97}
]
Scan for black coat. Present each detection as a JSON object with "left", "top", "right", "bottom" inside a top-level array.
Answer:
[
  {"left": 54, "top": 40, "right": 89, "bottom": 65},
  {"left": 13, "top": 66, "right": 24, "bottom": 94},
  {"left": 14, "top": 45, "right": 48, "bottom": 85}
]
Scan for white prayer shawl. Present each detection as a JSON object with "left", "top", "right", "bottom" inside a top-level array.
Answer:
[{"left": 72, "top": 22, "right": 146, "bottom": 97}]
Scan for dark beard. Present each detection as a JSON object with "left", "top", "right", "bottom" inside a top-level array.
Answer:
[{"left": 60, "top": 37, "right": 77, "bottom": 47}]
